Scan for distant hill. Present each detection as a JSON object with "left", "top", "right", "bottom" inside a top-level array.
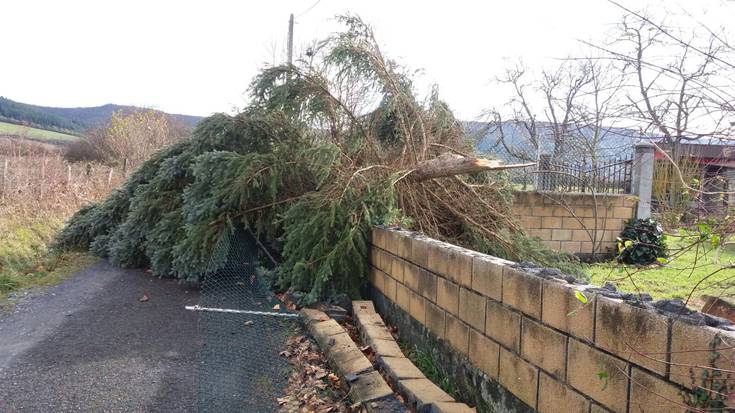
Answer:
[{"left": 0, "top": 96, "right": 203, "bottom": 135}]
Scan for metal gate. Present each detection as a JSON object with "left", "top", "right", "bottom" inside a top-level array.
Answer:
[{"left": 188, "top": 227, "right": 299, "bottom": 413}]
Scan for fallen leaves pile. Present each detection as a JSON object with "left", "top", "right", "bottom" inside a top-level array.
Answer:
[{"left": 277, "top": 332, "right": 354, "bottom": 413}]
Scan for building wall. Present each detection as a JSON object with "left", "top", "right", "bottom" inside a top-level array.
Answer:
[
  {"left": 369, "top": 226, "right": 735, "bottom": 412},
  {"left": 513, "top": 191, "right": 637, "bottom": 256}
]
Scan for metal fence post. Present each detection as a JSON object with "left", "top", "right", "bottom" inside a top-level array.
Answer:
[
  {"left": 538, "top": 154, "right": 551, "bottom": 191},
  {"left": 633, "top": 143, "right": 655, "bottom": 219}
]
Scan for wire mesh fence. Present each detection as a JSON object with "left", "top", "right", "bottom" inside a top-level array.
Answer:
[{"left": 194, "top": 227, "right": 299, "bottom": 413}]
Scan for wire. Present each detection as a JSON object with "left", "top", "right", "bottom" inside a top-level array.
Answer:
[{"left": 296, "top": 0, "right": 321, "bottom": 18}]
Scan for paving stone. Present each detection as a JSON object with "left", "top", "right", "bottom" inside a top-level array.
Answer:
[
  {"left": 380, "top": 356, "right": 424, "bottom": 380},
  {"left": 349, "top": 370, "right": 394, "bottom": 403}
]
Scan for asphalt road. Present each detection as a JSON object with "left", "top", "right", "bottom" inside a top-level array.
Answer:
[{"left": 0, "top": 261, "right": 200, "bottom": 412}]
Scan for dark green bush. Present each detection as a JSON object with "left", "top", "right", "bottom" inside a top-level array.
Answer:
[{"left": 616, "top": 218, "right": 667, "bottom": 265}]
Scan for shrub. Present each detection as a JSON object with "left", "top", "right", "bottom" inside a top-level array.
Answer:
[{"left": 616, "top": 218, "right": 667, "bottom": 265}]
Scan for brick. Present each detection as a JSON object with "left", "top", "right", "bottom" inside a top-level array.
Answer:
[
  {"left": 485, "top": 299, "right": 521, "bottom": 352},
  {"left": 380, "top": 253, "right": 393, "bottom": 276},
  {"left": 472, "top": 256, "right": 503, "bottom": 301},
  {"left": 537, "top": 371, "right": 588, "bottom": 413},
  {"left": 430, "top": 402, "right": 476, "bottom": 413},
  {"left": 541, "top": 216, "right": 562, "bottom": 228},
  {"left": 498, "top": 347, "right": 538, "bottom": 409},
  {"left": 396, "top": 282, "right": 410, "bottom": 312},
  {"left": 427, "top": 241, "right": 449, "bottom": 277},
  {"left": 403, "top": 262, "right": 420, "bottom": 291},
  {"left": 389, "top": 255, "right": 405, "bottom": 283},
  {"left": 383, "top": 274, "right": 397, "bottom": 302},
  {"left": 559, "top": 241, "right": 582, "bottom": 254},
  {"left": 410, "top": 235, "right": 430, "bottom": 268},
  {"left": 369, "top": 267, "right": 382, "bottom": 290},
  {"left": 576, "top": 207, "right": 595, "bottom": 218},
  {"left": 370, "top": 247, "right": 381, "bottom": 268},
  {"left": 552, "top": 229, "right": 573, "bottom": 241},
  {"left": 542, "top": 240, "right": 561, "bottom": 250},
  {"left": 532, "top": 206, "right": 552, "bottom": 217},
  {"left": 445, "top": 313, "right": 470, "bottom": 355},
  {"left": 469, "top": 328, "right": 500, "bottom": 378},
  {"left": 612, "top": 206, "right": 633, "bottom": 219},
  {"left": 604, "top": 218, "right": 624, "bottom": 231},
  {"left": 521, "top": 317, "right": 567, "bottom": 378},
  {"left": 567, "top": 338, "right": 629, "bottom": 413},
  {"left": 425, "top": 302, "right": 446, "bottom": 339},
  {"left": 380, "top": 356, "right": 424, "bottom": 379},
  {"left": 372, "top": 227, "right": 388, "bottom": 249},
  {"left": 437, "top": 277, "right": 459, "bottom": 315},
  {"left": 459, "top": 287, "right": 486, "bottom": 330},
  {"left": 395, "top": 232, "right": 412, "bottom": 259},
  {"left": 541, "top": 281, "right": 594, "bottom": 342},
  {"left": 502, "top": 266, "right": 542, "bottom": 319},
  {"left": 528, "top": 228, "right": 552, "bottom": 240},
  {"left": 399, "top": 378, "right": 454, "bottom": 411},
  {"left": 553, "top": 206, "right": 573, "bottom": 217},
  {"left": 409, "top": 291, "right": 427, "bottom": 324},
  {"left": 670, "top": 322, "right": 735, "bottom": 389},
  {"left": 383, "top": 228, "right": 399, "bottom": 255},
  {"left": 561, "top": 217, "right": 584, "bottom": 230},
  {"left": 572, "top": 230, "right": 592, "bottom": 242},
  {"left": 630, "top": 367, "right": 688, "bottom": 413},
  {"left": 595, "top": 297, "right": 669, "bottom": 375},
  {"left": 445, "top": 247, "right": 473, "bottom": 287},
  {"left": 417, "top": 268, "right": 437, "bottom": 302},
  {"left": 521, "top": 215, "right": 542, "bottom": 229}
]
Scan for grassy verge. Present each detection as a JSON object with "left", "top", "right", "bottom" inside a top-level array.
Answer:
[
  {"left": 587, "top": 236, "right": 735, "bottom": 306},
  {"left": 0, "top": 121, "right": 79, "bottom": 142},
  {"left": 0, "top": 213, "right": 97, "bottom": 307}
]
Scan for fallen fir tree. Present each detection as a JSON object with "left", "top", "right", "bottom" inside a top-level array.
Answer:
[{"left": 54, "top": 16, "right": 580, "bottom": 303}]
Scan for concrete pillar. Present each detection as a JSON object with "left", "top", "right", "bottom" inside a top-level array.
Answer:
[{"left": 633, "top": 143, "right": 655, "bottom": 219}]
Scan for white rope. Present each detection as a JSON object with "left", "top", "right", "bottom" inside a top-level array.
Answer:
[{"left": 185, "top": 305, "right": 301, "bottom": 318}]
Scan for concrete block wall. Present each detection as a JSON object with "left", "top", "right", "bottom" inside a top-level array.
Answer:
[
  {"left": 513, "top": 191, "right": 638, "bottom": 256},
  {"left": 369, "top": 226, "right": 735, "bottom": 412}
]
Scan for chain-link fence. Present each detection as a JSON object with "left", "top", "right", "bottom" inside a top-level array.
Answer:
[{"left": 192, "top": 227, "right": 300, "bottom": 413}]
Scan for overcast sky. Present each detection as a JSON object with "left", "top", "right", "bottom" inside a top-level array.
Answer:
[{"left": 1, "top": 0, "right": 731, "bottom": 120}]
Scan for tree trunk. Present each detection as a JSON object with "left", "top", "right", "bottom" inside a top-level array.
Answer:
[{"left": 407, "top": 153, "right": 535, "bottom": 182}]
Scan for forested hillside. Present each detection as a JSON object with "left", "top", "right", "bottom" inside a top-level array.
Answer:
[{"left": 0, "top": 97, "right": 202, "bottom": 134}]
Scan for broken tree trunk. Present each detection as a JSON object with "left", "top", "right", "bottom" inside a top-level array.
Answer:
[{"left": 407, "top": 153, "right": 535, "bottom": 182}]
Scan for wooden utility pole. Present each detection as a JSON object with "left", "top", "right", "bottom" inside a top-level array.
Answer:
[{"left": 287, "top": 13, "right": 294, "bottom": 64}]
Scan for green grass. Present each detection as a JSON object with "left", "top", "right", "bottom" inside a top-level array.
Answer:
[
  {"left": 0, "top": 121, "right": 79, "bottom": 142},
  {"left": 0, "top": 213, "right": 97, "bottom": 307},
  {"left": 587, "top": 236, "right": 735, "bottom": 306}
]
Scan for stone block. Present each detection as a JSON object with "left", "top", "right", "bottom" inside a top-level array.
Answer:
[
  {"left": 469, "top": 328, "right": 500, "bottom": 378},
  {"left": 670, "top": 321, "right": 735, "bottom": 389},
  {"left": 562, "top": 217, "right": 584, "bottom": 230},
  {"left": 403, "top": 262, "right": 420, "bottom": 291},
  {"left": 372, "top": 227, "right": 388, "bottom": 249},
  {"left": 541, "top": 216, "right": 562, "bottom": 229},
  {"left": 629, "top": 367, "right": 689, "bottom": 413},
  {"left": 567, "top": 338, "right": 629, "bottom": 413},
  {"left": 445, "top": 313, "right": 470, "bottom": 355},
  {"left": 472, "top": 255, "right": 503, "bottom": 301},
  {"left": 383, "top": 274, "right": 397, "bottom": 302},
  {"left": 380, "top": 356, "right": 424, "bottom": 380},
  {"left": 417, "top": 268, "right": 438, "bottom": 302},
  {"left": 399, "top": 378, "right": 454, "bottom": 411},
  {"left": 396, "top": 282, "right": 411, "bottom": 312},
  {"left": 390, "top": 255, "right": 406, "bottom": 283},
  {"left": 537, "top": 371, "right": 589, "bottom": 413},
  {"left": 485, "top": 299, "right": 521, "bottom": 352},
  {"left": 521, "top": 215, "right": 542, "bottom": 229},
  {"left": 541, "top": 281, "right": 594, "bottom": 342},
  {"left": 521, "top": 317, "right": 567, "bottom": 378},
  {"left": 559, "top": 241, "right": 582, "bottom": 254},
  {"left": 427, "top": 241, "right": 449, "bottom": 278},
  {"left": 409, "top": 291, "right": 427, "bottom": 324},
  {"left": 445, "top": 247, "right": 473, "bottom": 287},
  {"left": 411, "top": 235, "right": 430, "bottom": 268},
  {"left": 426, "top": 302, "right": 446, "bottom": 339},
  {"left": 369, "top": 267, "right": 383, "bottom": 291},
  {"left": 372, "top": 338, "right": 404, "bottom": 358},
  {"left": 429, "top": 402, "right": 476, "bottom": 413},
  {"left": 502, "top": 266, "right": 542, "bottom": 319},
  {"left": 437, "top": 277, "right": 459, "bottom": 315},
  {"left": 459, "top": 288, "right": 486, "bottom": 331},
  {"left": 552, "top": 229, "right": 573, "bottom": 241},
  {"left": 498, "top": 347, "right": 539, "bottom": 409},
  {"left": 595, "top": 297, "right": 669, "bottom": 375},
  {"left": 349, "top": 370, "right": 394, "bottom": 403},
  {"left": 395, "top": 231, "right": 412, "bottom": 259}
]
